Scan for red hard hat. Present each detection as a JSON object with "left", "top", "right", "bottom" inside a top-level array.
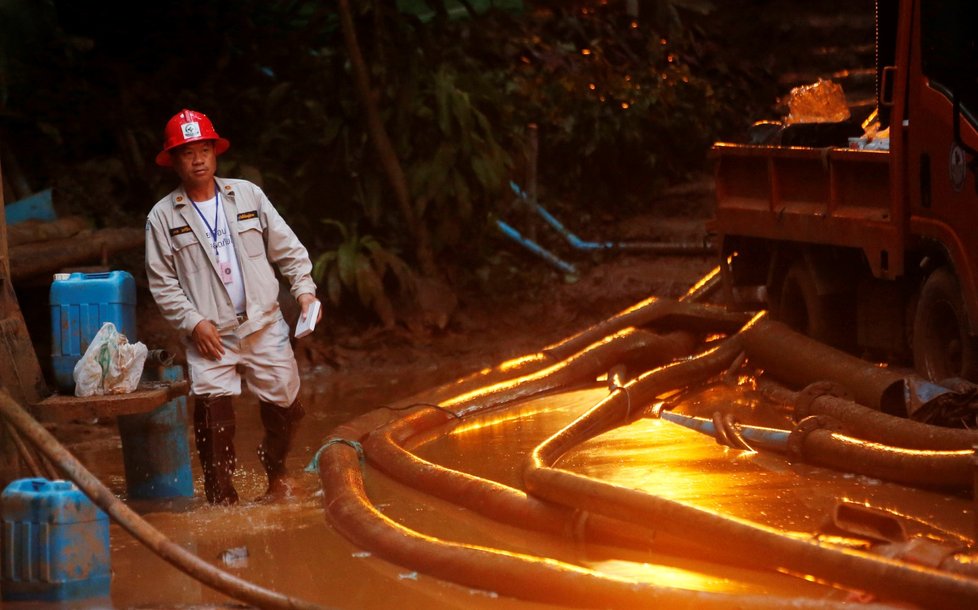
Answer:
[{"left": 155, "top": 109, "right": 230, "bottom": 167}]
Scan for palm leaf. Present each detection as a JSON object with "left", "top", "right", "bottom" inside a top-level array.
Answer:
[{"left": 337, "top": 238, "right": 360, "bottom": 289}]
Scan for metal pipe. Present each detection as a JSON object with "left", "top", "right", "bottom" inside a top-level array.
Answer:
[
  {"left": 658, "top": 410, "right": 789, "bottom": 451},
  {"left": 145, "top": 349, "right": 175, "bottom": 367},
  {"left": 722, "top": 412, "right": 756, "bottom": 451},
  {"left": 710, "top": 411, "right": 736, "bottom": 447}
]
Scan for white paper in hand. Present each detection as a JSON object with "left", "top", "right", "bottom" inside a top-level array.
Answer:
[{"left": 294, "top": 299, "right": 321, "bottom": 339}]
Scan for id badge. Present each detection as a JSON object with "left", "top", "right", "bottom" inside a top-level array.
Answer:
[{"left": 219, "top": 260, "right": 233, "bottom": 285}]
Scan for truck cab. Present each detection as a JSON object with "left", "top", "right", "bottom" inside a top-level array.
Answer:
[{"left": 712, "top": 0, "right": 978, "bottom": 382}]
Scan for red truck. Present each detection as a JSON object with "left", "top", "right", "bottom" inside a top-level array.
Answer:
[{"left": 711, "top": 0, "right": 978, "bottom": 383}]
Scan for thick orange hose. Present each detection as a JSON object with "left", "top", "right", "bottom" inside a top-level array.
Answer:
[
  {"left": 798, "top": 429, "right": 973, "bottom": 488},
  {"left": 319, "top": 422, "right": 890, "bottom": 609},
  {"left": 364, "top": 406, "right": 725, "bottom": 560},
  {"left": 523, "top": 333, "right": 978, "bottom": 610},
  {"left": 315, "top": 285, "right": 965, "bottom": 607},
  {"left": 440, "top": 328, "right": 696, "bottom": 416},
  {"left": 316, "top": 310, "right": 895, "bottom": 607}
]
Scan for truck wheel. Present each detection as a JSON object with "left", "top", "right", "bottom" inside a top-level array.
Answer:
[
  {"left": 777, "top": 262, "right": 837, "bottom": 344},
  {"left": 912, "top": 267, "right": 978, "bottom": 381}
]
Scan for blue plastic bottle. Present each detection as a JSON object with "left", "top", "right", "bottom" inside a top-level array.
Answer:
[
  {"left": 0, "top": 478, "right": 111, "bottom": 602},
  {"left": 49, "top": 270, "right": 137, "bottom": 393}
]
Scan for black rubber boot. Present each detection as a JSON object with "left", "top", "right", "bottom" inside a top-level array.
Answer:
[
  {"left": 193, "top": 395, "right": 239, "bottom": 505},
  {"left": 257, "top": 398, "right": 305, "bottom": 501}
]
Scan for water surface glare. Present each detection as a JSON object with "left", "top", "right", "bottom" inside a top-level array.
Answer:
[{"left": 19, "top": 381, "right": 973, "bottom": 608}]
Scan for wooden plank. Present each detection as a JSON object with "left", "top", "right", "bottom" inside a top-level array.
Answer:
[
  {"left": 9, "top": 227, "right": 144, "bottom": 280},
  {"left": 10, "top": 227, "right": 145, "bottom": 279},
  {"left": 31, "top": 380, "right": 189, "bottom": 422},
  {"left": 8, "top": 216, "right": 90, "bottom": 247}
]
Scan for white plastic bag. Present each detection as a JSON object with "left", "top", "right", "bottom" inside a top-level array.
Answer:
[{"left": 73, "top": 322, "right": 149, "bottom": 397}]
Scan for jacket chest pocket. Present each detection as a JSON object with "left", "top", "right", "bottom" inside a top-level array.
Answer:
[
  {"left": 237, "top": 218, "right": 265, "bottom": 258},
  {"left": 171, "top": 231, "right": 205, "bottom": 274}
]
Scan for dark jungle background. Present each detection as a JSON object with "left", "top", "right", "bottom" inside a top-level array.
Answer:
[{"left": 0, "top": 0, "right": 872, "bottom": 329}]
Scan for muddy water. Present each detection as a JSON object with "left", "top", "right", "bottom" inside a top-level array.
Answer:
[{"left": 16, "top": 374, "right": 975, "bottom": 609}]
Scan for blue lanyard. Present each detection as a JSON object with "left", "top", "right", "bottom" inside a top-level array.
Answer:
[{"left": 190, "top": 182, "right": 221, "bottom": 258}]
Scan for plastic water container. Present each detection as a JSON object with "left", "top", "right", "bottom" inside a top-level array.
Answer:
[
  {"left": 49, "top": 270, "right": 137, "bottom": 392},
  {"left": 1, "top": 478, "right": 111, "bottom": 602},
  {"left": 118, "top": 363, "right": 195, "bottom": 500}
]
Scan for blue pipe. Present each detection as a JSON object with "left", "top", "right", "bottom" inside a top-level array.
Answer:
[
  {"left": 510, "top": 182, "right": 613, "bottom": 251},
  {"left": 495, "top": 219, "right": 577, "bottom": 275},
  {"left": 509, "top": 182, "right": 709, "bottom": 254},
  {"left": 658, "top": 410, "right": 791, "bottom": 452}
]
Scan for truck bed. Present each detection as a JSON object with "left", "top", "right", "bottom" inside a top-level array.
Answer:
[{"left": 712, "top": 143, "right": 902, "bottom": 279}]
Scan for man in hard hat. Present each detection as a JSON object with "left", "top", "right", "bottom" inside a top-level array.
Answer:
[{"left": 144, "top": 109, "right": 321, "bottom": 505}]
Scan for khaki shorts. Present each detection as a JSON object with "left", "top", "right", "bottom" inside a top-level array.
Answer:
[{"left": 186, "top": 316, "right": 300, "bottom": 407}]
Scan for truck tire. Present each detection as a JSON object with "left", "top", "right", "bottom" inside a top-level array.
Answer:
[
  {"left": 777, "top": 261, "right": 838, "bottom": 345},
  {"left": 912, "top": 267, "right": 978, "bottom": 382}
]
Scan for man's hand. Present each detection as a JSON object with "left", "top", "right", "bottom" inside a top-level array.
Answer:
[
  {"left": 298, "top": 293, "right": 323, "bottom": 324},
  {"left": 192, "top": 320, "right": 225, "bottom": 360}
]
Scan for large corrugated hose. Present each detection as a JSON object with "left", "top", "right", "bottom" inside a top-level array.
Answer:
[
  {"left": 360, "top": 327, "right": 741, "bottom": 564},
  {"left": 315, "top": 298, "right": 978, "bottom": 608},
  {"left": 317, "top": 398, "right": 894, "bottom": 608},
  {"left": 762, "top": 377, "right": 978, "bottom": 450},
  {"left": 313, "top": 301, "right": 920, "bottom": 608},
  {"left": 523, "top": 316, "right": 978, "bottom": 610}
]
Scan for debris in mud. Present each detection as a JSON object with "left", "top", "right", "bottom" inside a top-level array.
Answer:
[{"left": 217, "top": 546, "right": 249, "bottom": 568}]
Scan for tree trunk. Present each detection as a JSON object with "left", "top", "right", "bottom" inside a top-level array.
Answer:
[{"left": 336, "top": 0, "right": 439, "bottom": 278}]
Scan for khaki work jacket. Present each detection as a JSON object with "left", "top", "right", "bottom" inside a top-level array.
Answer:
[{"left": 145, "top": 177, "right": 316, "bottom": 339}]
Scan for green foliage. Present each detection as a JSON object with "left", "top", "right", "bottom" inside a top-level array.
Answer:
[
  {"left": 401, "top": 66, "right": 511, "bottom": 247},
  {"left": 311, "top": 219, "right": 417, "bottom": 327},
  {"left": 647, "top": 0, "right": 716, "bottom": 33},
  {"left": 498, "top": 2, "right": 727, "bottom": 206},
  {"left": 396, "top": 0, "right": 523, "bottom": 22},
  {"left": 0, "top": 0, "right": 763, "bottom": 325}
]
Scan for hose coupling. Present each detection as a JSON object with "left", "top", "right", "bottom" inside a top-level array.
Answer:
[
  {"left": 787, "top": 415, "right": 845, "bottom": 459},
  {"left": 794, "top": 381, "right": 851, "bottom": 421}
]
